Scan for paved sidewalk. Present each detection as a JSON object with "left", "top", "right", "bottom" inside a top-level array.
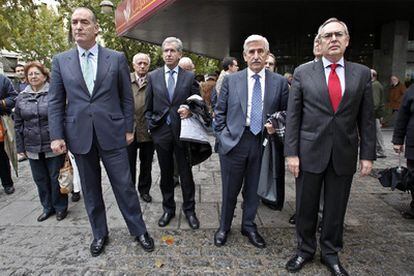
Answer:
[{"left": 0, "top": 130, "right": 413, "bottom": 275}]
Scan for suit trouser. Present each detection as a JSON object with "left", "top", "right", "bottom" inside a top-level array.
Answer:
[
  {"left": 408, "top": 159, "right": 414, "bottom": 211},
  {"left": 295, "top": 160, "right": 353, "bottom": 263},
  {"left": 219, "top": 129, "right": 261, "bottom": 232},
  {"left": 127, "top": 139, "right": 155, "bottom": 196},
  {"left": 375, "top": 119, "right": 386, "bottom": 156},
  {"left": 154, "top": 128, "right": 195, "bottom": 215},
  {"left": 74, "top": 132, "right": 147, "bottom": 239},
  {"left": 29, "top": 153, "right": 68, "bottom": 213},
  {"left": 0, "top": 142, "right": 13, "bottom": 188}
]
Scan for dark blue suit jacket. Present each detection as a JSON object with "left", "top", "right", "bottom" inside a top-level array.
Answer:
[
  {"left": 214, "top": 69, "right": 289, "bottom": 155},
  {"left": 48, "top": 45, "right": 134, "bottom": 154}
]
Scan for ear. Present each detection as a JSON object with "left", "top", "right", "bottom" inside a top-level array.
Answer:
[
  {"left": 345, "top": 36, "right": 350, "bottom": 47},
  {"left": 94, "top": 23, "right": 100, "bottom": 36}
]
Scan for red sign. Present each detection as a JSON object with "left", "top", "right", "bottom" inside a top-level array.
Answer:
[{"left": 115, "top": 0, "right": 176, "bottom": 36}]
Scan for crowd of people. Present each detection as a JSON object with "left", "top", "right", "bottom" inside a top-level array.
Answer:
[{"left": 1, "top": 6, "right": 413, "bottom": 276}]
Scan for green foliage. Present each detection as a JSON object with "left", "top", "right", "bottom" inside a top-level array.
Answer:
[{"left": 0, "top": 0, "right": 219, "bottom": 72}]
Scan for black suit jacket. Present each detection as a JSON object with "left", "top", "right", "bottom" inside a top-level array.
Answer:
[
  {"left": 284, "top": 59, "right": 376, "bottom": 175},
  {"left": 145, "top": 66, "right": 200, "bottom": 144}
]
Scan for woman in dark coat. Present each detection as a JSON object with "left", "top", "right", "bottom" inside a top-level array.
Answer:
[
  {"left": 392, "top": 84, "right": 414, "bottom": 219},
  {"left": 14, "top": 61, "right": 68, "bottom": 222}
]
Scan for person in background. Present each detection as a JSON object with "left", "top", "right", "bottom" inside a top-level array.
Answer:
[
  {"left": 0, "top": 73, "right": 17, "bottom": 195},
  {"left": 14, "top": 61, "right": 68, "bottom": 221},
  {"left": 371, "top": 69, "right": 386, "bottom": 158},
  {"left": 284, "top": 72, "right": 293, "bottom": 86},
  {"left": 265, "top": 53, "right": 276, "bottom": 72},
  {"left": 178, "top": 57, "right": 195, "bottom": 72},
  {"left": 13, "top": 64, "right": 28, "bottom": 93},
  {"left": 128, "top": 53, "right": 155, "bottom": 203},
  {"left": 392, "top": 84, "right": 414, "bottom": 219},
  {"left": 200, "top": 73, "right": 217, "bottom": 113}
]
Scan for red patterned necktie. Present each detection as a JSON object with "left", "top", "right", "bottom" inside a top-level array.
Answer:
[{"left": 328, "top": 63, "right": 342, "bottom": 112}]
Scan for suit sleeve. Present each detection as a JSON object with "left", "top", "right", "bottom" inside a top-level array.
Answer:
[
  {"left": 118, "top": 53, "right": 134, "bottom": 133},
  {"left": 191, "top": 74, "right": 201, "bottom": 96},
  {"left": 13, "top": 96, "right": 25, "bottom": 153},
  {"left": 214, "top": 75, "right": 229, "bottom": 133},
  {"left": 144, "top": 72, "right": 156, "bottom": 130},
  {"left": 280, "top": 78, "right": 289, "bottom": 111},
  {"left": 357, "top": 68, "right": 376, "bottom": 160},
  {"left": 0, "top": 76, "right": 17, "bottom": 115},
  {"left": 48, "top": 56, "right": 66, "bottom": 140},
  {"left": 284, "top": 68, "right": 303, "bottom": 157},
  {"left": 392, "top": 85, "right": 414, "bottom": 145}
]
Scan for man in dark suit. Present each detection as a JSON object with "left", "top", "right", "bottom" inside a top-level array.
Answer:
[
  {"left": 48, "top": 7, "right": 154, "bottom": 256},
  {"left": 145, "top": 37, "right": 200, "bottom": 229},
  {"left": 284, "top": 18, "right": 375, "bottom": 275},
  {"left": 214, "top": 34, "right": 289, "bottom": 248}
]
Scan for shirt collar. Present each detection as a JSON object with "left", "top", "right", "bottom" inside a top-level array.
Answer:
[
  {"left": 322, "top": 56, "right": 344, "bottom": 68},
  {"left": 164, "top": 65, "right": 179, "bottom": 75},
  {"left": 247, "top": 67, "right": 266, "bottom": 80},
  {"left": 77, "top": 43, "right": 99, "bottom": 57}
]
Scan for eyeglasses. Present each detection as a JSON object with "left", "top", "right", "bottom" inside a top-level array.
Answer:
[{"left": 321, "top": 31, "right": 345, "bottom": 40}]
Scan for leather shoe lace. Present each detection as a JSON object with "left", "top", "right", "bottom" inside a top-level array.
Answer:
[
  {"left": 90, "top": 236, "right": 108, "bottom": 257},
  {"left": 136, "top": 232, "right": 154, "bottom": 252},
  {"left": 321, "top": 258, "right": 349, "bottom": 276},
  {"left": 185, "top": 213, "right": 200, "bottom": 229},
  {"left": 158, "top": 212, "right": 175, "bottom": 227},
  {"left": 241, "top": 229, "right": 266, "bottom": 248},
  {"left": 286, "top": 255, "right": 312, "bottom": 272}
]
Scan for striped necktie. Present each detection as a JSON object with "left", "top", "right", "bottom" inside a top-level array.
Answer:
[{"left": 81, "top": 50, "right": 94, "bottom": 94}]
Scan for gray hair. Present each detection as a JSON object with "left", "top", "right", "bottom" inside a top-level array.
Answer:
[
  {"left": 317, "top": 17, "right": 350, "bottom": 36},
  {"left": 72, "top": 7, "right": 97, "bottom": 24},
  {"left": 178, "top": 57, "right": 194, "bottom": 67},
  {"left": 162, "top": 37, "right": 183, "bottom": 52},
  {"left": 243, "top": 34, "right": 269, "bottom": 53},
  {"left": 132, "top": 53, "right": 151, "bottom": 64}
]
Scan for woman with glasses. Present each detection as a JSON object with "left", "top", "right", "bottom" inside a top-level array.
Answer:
[{"left": 14, "top": 61, "right": 68, "bottom": 222}]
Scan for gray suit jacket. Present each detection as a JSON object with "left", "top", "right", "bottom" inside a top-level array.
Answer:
[
  {"left": 48, "top": 45, "right": 134, "bottom": 154},
  {"left": 284, "top": 59, "right": 376, "bottom": 175},
  {"left": 214, "top": 69, "right": 289, "bottom": 155},
  {"left": 145, "top": 66, "right": 200, "bottom": 144}
]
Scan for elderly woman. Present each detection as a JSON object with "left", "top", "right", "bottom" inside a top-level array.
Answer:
[
  {"left": 392, "top": 84, "right": 414, "bottom": 219},
  {"left": 14, "top": 61, "right": 68, "bottom": 221}
]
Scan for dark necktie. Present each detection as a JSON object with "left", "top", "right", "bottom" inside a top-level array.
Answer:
[
  {"left": 328, "top": 63, "right": 342, "bottom": 112},
  {"left": 167, "top": 70, "right": 176, "bottom": 102},
  {"left": 250, "top": 74, "right": 263, "bottom": 135}
]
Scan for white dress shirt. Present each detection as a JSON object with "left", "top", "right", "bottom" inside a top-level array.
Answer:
[
  {"left": 164, "top": 65, "right": 179, "bottom": 87},
  {"left": 322, "top": 56, "right": 345, "bottom": 95},
  {"left": 246, "top": 68, "right": 265, "bottom": 126},
  {"left": 77, "top": 43, "right": 98, "bottom": 84}
]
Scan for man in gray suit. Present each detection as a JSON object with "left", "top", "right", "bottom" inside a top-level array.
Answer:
[
  {"left": 48, "top": 7, "right": 154, "bottom": 256},
  {"left": 284, "top": 18, "right": 375, "bottom": 275},
  {"left": 214, "top": 34, "right": 289, "bottom": 248},
  {"left": 145, "top": 37, "right": 200, "bottom": 229}
]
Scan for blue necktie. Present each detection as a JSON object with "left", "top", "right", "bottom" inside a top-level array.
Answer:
[
  {"left": 250, "top": 74, "right": 263, "bottom": 135},
  {"left": 166, "top": 70, "right": 176, "bottom": 125},
  {"left": 81, "top": 51, "right": 94, "bottom": 95},
  {"left": 167, "top": 70, "right": 176, "bottom": 102}
]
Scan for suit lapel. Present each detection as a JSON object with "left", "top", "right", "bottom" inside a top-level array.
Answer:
[
  {"left": 67, "top": 48, "right": 90, "bottom": 97},
  {"left": 92, "top": 46, "right": 111, "bottom": 98},
  {"left": 312, "top": 59, "right": 334, "bottom": 114},
  {"left": 336, "top": 61, "right": 354, "bottom": 113},
  {"left": 263, "top": 70, "right": 275, "bottom": 119},
  {"left": 237, "top": 69, "right": 248, "bottom": 117}
]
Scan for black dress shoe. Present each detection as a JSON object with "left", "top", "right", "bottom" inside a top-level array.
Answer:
[
  {"left": 158, "top": 212, "right": 175, "bottom": 227},
  {"left": 321, "top": 258, "right": 349, "bottom": 276},
  {"left": 72, "top": 192, "right": 81, "bottom": 202},
  {"left": 286, "top": 255, "right": 313, "bottom": 272},
  {"left": 4, "top": 186, "right": 15, "bottom": 195},
  {"left": 289, "top": 213, "right": 296, "bottom": 224},
  {"left": 214, "top": 229, "right": 229, "bottom": 247},
  {"left": 56, "top": 210, "right": 68, "bottom": 221},
  {"left": 37, "top": 211, "right": 54, "bottom": 222},
  {"left": 141, "top": 193, "right": 152, "bottom": 203},
  {"left": 136, "top": 232, "right": 154, "bottom": 252},
  {"left": 262, "top": 199, "right": 282, "bottom": 211},
  {"left": 241, "top": 229, "right": 266, "bottom": 248},
  {"left": 185, "top": 213, "right": 200, "bottom": 229},
  {"left": 90, "top": 236, "right": 108, "bottom": 257}
]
